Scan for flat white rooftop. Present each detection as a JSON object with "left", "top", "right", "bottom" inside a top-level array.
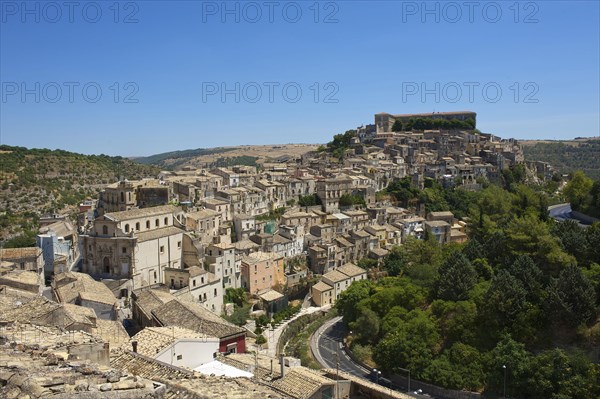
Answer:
[{"left": 195, "top": 360, "right": 253, "bottom": 378}]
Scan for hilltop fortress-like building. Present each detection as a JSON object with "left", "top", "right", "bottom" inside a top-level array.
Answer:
[{"left": 375, "top": 111, "right": 477, "bottom": 133}]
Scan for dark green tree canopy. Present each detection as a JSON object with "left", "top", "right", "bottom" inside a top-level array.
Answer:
[{"left": 435, "top": 252, "right": 477, "bottom": 301}]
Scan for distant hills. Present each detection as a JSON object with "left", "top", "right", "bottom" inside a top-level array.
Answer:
[
  {"left": 0, "top": 145, "right": 159, "bottom": 242},
  {"left": 521, "top": 138, "right": 600, "bottom": 179},
  {"left": 133, "top": 144, "right": 320, "bottom": 170},
  {"left": 134, "top": 147, "right": 239, "bottom": 169}
]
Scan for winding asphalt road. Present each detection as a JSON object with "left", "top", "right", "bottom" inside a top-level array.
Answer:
[
  {"left": 548, "top": 203, "right": 573, "bottom": 221},
  {"left": 311, "top": 317, "right": 426, "bottom": 398},
  {"left": 548, "top": 203, "right": 597, "bottom": 227},
  {"left": 312, "top": 316, "right": 372, "bottom": 378}
]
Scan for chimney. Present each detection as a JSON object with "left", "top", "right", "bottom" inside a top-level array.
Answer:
[
  {"left": 279, "top": 354, "right": 285, "bottom": 378},
  {"left": 131, "top": 340, "right": 138, "bottom": 353}
]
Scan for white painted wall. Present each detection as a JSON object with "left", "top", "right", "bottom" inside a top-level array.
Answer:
[{"left": 155, "top": 338, "right": 220, "bottom": 369}]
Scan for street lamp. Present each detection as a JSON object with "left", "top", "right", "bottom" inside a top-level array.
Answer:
[{"left": 502, "top": 365, "right": 507, "bottom": 399}]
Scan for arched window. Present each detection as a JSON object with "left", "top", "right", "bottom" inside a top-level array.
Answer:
[
  {"left": 102, "top": 225, "right": 108, "bottom": 235},
  {"left": 135, "top": 222, "right": 140, "bottom": 231},
  {"left": 155, "top": 219, "right": 159, "bottom": 227},
  {"left": 103, "top": 257, "right": 110, "bottom": 273},
  {"left": 120, "top": 192, "right": 124, "bottom": 202},
  {"left": 124, "top": 224, "right": 130, "bottom": 233},
  {"left": 164, "top": 217, "right": 168, "bottom": 225},
  {"left": 146, "top": 220, "right": 150, "bottom": 229}
]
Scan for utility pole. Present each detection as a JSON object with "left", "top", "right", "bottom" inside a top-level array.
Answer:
[{"left": 503, "top": 364, "right": 507, "bottom": 399}]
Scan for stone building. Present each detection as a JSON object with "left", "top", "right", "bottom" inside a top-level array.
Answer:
[{"left": 240, "top": 251, "right": 285, "bottom": 294}]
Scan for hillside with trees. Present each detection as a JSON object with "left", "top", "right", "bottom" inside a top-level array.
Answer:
[
  {"left": 338, "top": 174, "right": 600, "bottom": 398},
  {"left": 134, "top": 147, "right": 238, "bottom": 169},
  {"left": 523, "top": 139, "right": 600, "bottom": 180},
  {"left": 0, "top": 145, "right": 159, "bottom": 245}
]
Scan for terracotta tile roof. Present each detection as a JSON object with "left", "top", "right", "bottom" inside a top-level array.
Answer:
[
  {"left": 129, "top": 327, "right": 215, "bottom": 358},
  {"left": 54, "top": 271, "right": 117, "bottom": 306},
  {"left": 105, "top": 205, "right": 181, "bottom": 221},
  {"left": 136, "top": 226, "right": 185, "bottom": 242},
  {"left": 311, "top": 281, "right": 333, "bottom": 292},
  {"left": 270, "top": 368, "right": 334, "bottom": 399},
  {"left": 152, "top": 299, "right": 244, "bottom": 340},
  {"left": 0, "top": 247, "right": 42, "bottom": 260},
  {"left": 322, "top": 270, "right": 348, "bottom": 284},
  {"left": 259, "top": 289, "right": 284, "bottom": 302},
  {"left": 219, "top": 353, "right": 280, "bottom": 380},
  {"left": 134, "top": 289, "right": 176, "bottom": 320},
  {"left": 110, "top": 350, "right": 195, "bottom": 382},
  {"left": 186, "top": 209, "right": 220, "bottom": 220},
  {"left": 337, "top": 263, "right": 366, "bottom": 278},
  {"left": 0, "top": 270, "right": 40, "bottom": 286}
]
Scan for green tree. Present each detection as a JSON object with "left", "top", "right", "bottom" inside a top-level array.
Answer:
[
  {"left": 373, "top": 309, "right": 441, "bottom": 377},
  {"left": 521, "top": 349, "right": 596, "bottom": 399},
  {"left": 350, "top": 308, "right": 380, "bottom": 344},
  {"left": 564, "top": 171, "right": 593, "bottom": 210},
  {"left": 505, "top": 215, "right": 574, "bottom": 276},
  {"left": 485, "top": 335, "right": 531, "bottom": 397},
  {"left": 552, "top": 219, "right": 588, "bottom": 264},
  {"left": 435, "top": 253, "right": 477, "bottom": 301},
  {"left": 391, "top": 120, "right": 403, "bottom": 132},
  {"left": 383, "top": 246, "right": 405, "bottom": 276},
  {"left": 424, "top": 343, "right": 486, "bottom": 391},
  {"left": 363, "top": 279, "right": 427, "bottom": 318},
  {"left": 335, "top": 279, "right": 375, "bottom": 327},
  {"left": 505, "top": 255, "right": 544, "bottom": 304},
  {"left": 482, "top": 270, "right": 528, "bottom": 333},
  {"left": 430, "top": 300, "right": 477, "bottom": 346},
  {"left": 255, "top": 334, "right": 267, "bottom": 346},
  {"left": 547, "top": 265, "right": 597, "bottom": 326}
]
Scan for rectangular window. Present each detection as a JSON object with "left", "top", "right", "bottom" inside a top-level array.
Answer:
[
  {"left": 214, "top": 288, "right": 217, "bottom": 297},
  {"left": 177, "top": 241, "right": 181, "bottom": 248},
  {"left": 122, "top": 247, "right": 126, "bottom": 254},
  {"left": 177, "top": 355, "right": 182, "bottom": 360},
  {"left": 160, "top": 246, "right": 164, "bottom": 253}
]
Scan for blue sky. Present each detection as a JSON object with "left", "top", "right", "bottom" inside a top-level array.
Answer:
[{"left": 1, "top": 0, "right": 599, "bottom": 156}]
